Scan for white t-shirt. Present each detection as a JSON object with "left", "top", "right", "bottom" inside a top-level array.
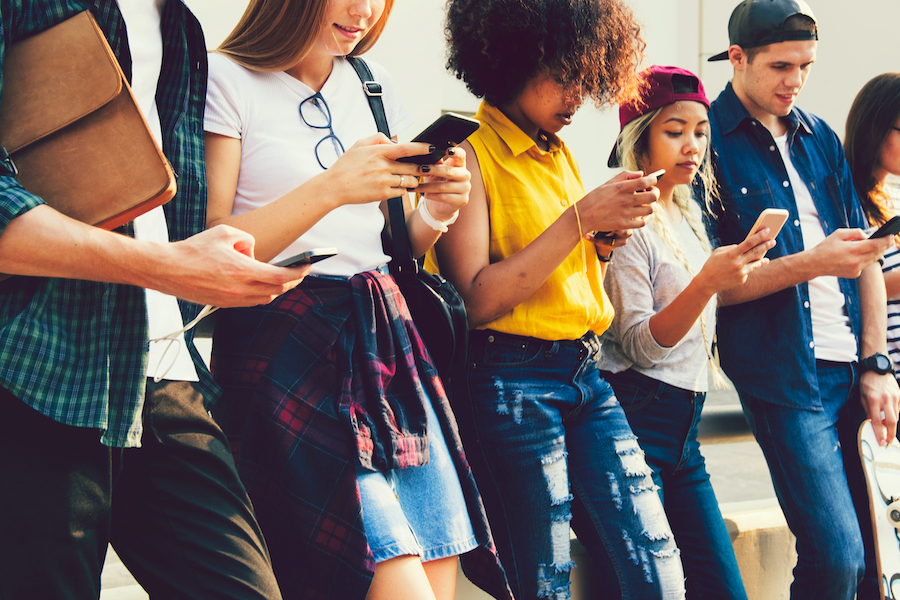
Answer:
[
  {"left": 118, "top": 0, "right": 198, "bottom": 382},
  {"left": 774, "top": 134, "right": 856, "bottom": 363},
  {"left": 205, "top": 54, "right": 414, "bottom": 277}
]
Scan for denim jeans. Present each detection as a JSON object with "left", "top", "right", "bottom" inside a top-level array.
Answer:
[
  {"left": 603, "top": 369, "right": 747, "bottom": 600},
  {"left": 454, "top": 330, "right": 685, "bottom": 600},
  {"left": 739, "top": 360, "right": 877, "bottom": 600}
]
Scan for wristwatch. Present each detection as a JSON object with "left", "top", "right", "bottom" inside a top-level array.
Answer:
[{"left": 860, "top": 352, "right": 895, "bottom": 375}]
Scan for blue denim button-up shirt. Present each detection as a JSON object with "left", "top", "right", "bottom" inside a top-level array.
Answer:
[{"left": 709, "top": 82, "right": 866, "bottom": 410}]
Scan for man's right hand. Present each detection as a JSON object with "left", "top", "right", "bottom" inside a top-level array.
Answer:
[
  {"left": 145, "top": 224, "right": 310, "bottom": 307},
  {"left": 809, "top": 228, "right": 893, "bottom": 279}
]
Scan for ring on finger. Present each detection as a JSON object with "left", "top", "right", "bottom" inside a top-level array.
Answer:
[{"left": 396, "top": 174, "right": 405, "bottom": 189}]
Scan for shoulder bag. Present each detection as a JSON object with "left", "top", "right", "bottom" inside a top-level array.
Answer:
[{"left": 347, "top": 56, "right": 468, "bottom": 386}]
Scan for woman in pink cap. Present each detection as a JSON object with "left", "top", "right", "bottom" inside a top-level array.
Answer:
[{"left": 598, "top": 65, "right": 774, "bottom": 598}]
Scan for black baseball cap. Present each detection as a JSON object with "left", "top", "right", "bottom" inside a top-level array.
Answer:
[{"left": 708, "top": 0, "right": 818, "bottom": 62}]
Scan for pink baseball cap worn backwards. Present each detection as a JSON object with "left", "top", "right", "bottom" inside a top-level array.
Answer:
[{"left": 608, "top": 65, "right": 710, "bottom": 168}]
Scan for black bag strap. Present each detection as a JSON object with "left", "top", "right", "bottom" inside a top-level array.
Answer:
[{"left": 347, "top": 56, "right": 418, "bottom": 276}]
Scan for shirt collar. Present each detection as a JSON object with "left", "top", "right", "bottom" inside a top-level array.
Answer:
[
  {"left": 715, "top": 81, "right": 812, "bottom": 139},
  {"left": 475, "top": 101, "right": 564, "bottom": 157}
]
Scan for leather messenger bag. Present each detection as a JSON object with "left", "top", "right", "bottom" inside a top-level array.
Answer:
[{"left": 0, "top": 10, "right": 176, "bottom": 230}]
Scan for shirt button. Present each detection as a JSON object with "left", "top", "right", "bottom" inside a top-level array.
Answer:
[
  {"left": 794, "top": 219, "right": 800, "bottom": 226},
  {"left": 783, "top": 181, "right": 790, "bottom": 188},
  {"left": 804, "top": 301, "right": 810, "bottom": 308},
  {"left": 741, "top": 187, "right": 748, "bottom": 194},
  {"left": 769, "top": 145, "right": 776, "bottom": 151},
  {"left": 560, "top": 199, "right": 567, "bottom": 207},
  {"left": 487, "top": 335, "right": 495, "bottom": 343},
  {"left": 751, "top": 121, "right": 757, "bottom": 126},
  {"left": 809, "top": 341, "right": 815, "bottom": 349}
]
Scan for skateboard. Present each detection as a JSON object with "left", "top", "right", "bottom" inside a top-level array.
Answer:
[{"left": 859, "top": 419, "right": 900, "bottom": 599}]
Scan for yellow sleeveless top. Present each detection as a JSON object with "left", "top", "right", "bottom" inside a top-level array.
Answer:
[{"left": 447, "top": 101, "right": 614, "bottom": 341}]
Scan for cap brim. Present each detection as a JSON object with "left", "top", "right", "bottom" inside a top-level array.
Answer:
[{"left": 707, "top": 50, "right": 729, "bottom": 62}]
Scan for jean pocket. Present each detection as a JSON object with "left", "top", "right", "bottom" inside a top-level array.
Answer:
[
  {"left": 609, "top": 379, "right": 659, "bottom": 413},
  {"left": 476, "top": 334, "right": 549, "bottom": 368}
]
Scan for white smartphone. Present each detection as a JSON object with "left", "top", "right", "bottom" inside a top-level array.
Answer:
[
  {"left": 273, "top": 247, "right": 338, "bottom": 268},
  {"left": 744, "top": 208, "right": 789, "bottom": 243},
  {"left": 647, "top": 168, "right": 666, "bottom": 181}
]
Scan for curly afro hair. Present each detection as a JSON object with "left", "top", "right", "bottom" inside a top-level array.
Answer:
[{"left": 445, "top": 0, "right": 645, "bottom": 108}]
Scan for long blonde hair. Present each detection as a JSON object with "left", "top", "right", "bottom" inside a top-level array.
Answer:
[
  {"left": 217, "top": 0, "right": 395, "bottom": 72},
  {"left": 616, "top": 107, "right": 728, "bottom": 388}
]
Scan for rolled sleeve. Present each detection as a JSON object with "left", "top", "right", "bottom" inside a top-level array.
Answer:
[{"left": 0, "top": 176, "right": 46, "bottom": 234}]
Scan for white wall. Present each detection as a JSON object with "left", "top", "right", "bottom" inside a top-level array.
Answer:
[{"left": 185, "top": 0, "right": 900, "bottom": 191}]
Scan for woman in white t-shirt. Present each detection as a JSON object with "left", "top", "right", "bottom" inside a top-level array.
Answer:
[
  {"left": 202, "top": 2, "right": 511, "bottom": 600},
  {"left": 845, "top": 73, "right": 900, "bottom": 371}
]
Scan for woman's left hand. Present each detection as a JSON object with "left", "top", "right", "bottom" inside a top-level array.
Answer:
[{"left": 415, "top": 146, "right": 471, "bottom": 220}]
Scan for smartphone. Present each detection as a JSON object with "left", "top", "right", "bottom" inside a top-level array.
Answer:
[
  {"left": 397, "top": 112, "right": 481, "bottom": 165},
  {"left": 647, "top": 168, "right": 666, "bottom": 181},
  {"left": 869, "top": 215, "right": 900, "bottom": 239},
  {"left": 273, "top": 247, "right": 338, "bottom": 268},
  {"left": 744, "top": 208, "right": 789, "bottom": 243}
]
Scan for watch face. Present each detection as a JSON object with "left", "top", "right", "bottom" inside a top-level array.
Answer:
[{"left": 876, "top": 354, "right": 892, "bottom": 372}]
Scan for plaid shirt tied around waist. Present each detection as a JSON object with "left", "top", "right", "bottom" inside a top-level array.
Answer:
[{"left": 212, "top": 270, "right": 512, "bottom": 600}]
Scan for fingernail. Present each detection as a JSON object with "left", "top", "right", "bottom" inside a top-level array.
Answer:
[
  {"left": 448, "top": 149, "right": 455, "bottom": 156},
  {"left": 428, "top": 145, "right": 436, "bottom": 153},
  {"left": 421, "top": 165, "right": 431, "bottom": 173}
]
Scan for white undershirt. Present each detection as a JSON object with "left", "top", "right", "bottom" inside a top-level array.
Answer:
[
  {"left": 774, "top": 134, "right": 857, "bottom": 362},
  {"left": 118, "top": 0, "right": 198, "bottom": 382}
]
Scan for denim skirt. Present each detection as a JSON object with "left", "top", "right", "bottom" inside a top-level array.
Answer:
[{"left": 357, "top": 393, "right": 478, "bottom": 563}]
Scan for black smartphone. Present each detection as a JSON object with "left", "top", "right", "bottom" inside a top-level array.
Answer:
[
  {"left": 273, "top": 247, "right": 338, "bottom": 268},
  {"left": 869, "top": 216, "right": 900, "bottom": 239},
  {"left": 396, "top": 112, "right": 481, "bottom": 165}
]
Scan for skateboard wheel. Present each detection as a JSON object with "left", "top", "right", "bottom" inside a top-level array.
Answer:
[{"left": 888, "top": 501, "right": 900, "bottom": 528}]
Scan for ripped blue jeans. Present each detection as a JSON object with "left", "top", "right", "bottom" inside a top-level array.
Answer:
[{"left": 455, "top": 330, "right": 685, "bottom": 600}]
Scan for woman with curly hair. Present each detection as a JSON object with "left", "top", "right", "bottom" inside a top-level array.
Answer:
[
  {"left": 845, "top": 73, "right": 900, "bottom": 369},
  {"left": 435, "top": 0, "right": 687, "bottom": 597}
]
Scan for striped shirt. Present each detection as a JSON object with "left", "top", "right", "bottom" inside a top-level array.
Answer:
[
  {"left": 0, "top": 0, "right": 216, "bottom": 447},
  {"left": 883, "top": 187, "right": 900, "bottom": 367}
]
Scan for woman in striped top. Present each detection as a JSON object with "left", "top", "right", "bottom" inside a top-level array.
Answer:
[{"left": 845, "top": 73, "right": 900, "bottom": 370}]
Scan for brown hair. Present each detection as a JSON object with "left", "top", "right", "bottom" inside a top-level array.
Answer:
[
  {"left": 217, "top": 0, "right": 394, "bottom": 72},
  {"left": 845, "top": 72, "right": 900, "bottom": 227}
]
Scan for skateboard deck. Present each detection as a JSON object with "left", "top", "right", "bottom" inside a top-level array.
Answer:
[{"left": 859, "top": 419, "right": 900, "bottom": 599}]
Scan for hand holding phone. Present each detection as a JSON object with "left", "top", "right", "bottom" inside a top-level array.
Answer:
[
  {"left": 397, "top": 112, "right": 481, "bottom": 165},
  {"left": 744, "top": 208, "right": 789, "bottom": 243},
  {"left": 273, "top": 248, "right": 338, "bottom": 268},
  {"left": 869, "top": 216, "right": 900, "bottom": 239}
]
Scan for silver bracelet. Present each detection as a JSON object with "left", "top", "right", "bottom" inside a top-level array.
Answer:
[{"left": 418, "top": 199, "right": 459, "bottom": 233}]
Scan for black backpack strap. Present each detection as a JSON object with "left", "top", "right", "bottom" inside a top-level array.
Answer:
[{"left": 347, "top": 56, "right": 417, "bottom": 275}]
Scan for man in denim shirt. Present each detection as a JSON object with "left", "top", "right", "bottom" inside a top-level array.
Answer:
[{"left": 708, "top": 1, "right": 899, "bottom": 598}]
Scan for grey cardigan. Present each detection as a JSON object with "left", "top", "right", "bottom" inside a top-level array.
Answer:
[{"left": 598, "top": 217, "right": 716, "bottom": 392}]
